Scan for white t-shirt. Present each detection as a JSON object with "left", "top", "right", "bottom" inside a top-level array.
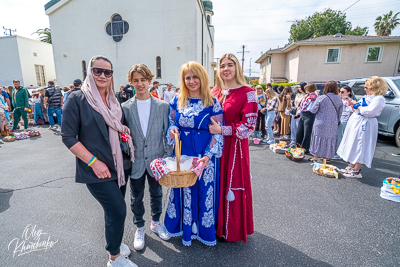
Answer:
[
  {"left": 136, "top": 98, "right": 151, "bottom": 137},
  {"left": 163, "top": 90, "right": 175, "bottom": 104}
]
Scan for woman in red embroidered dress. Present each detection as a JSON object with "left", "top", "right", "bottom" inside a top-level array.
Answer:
[{"left": 209, "top": 54, "right": 257, "bottom": 242}]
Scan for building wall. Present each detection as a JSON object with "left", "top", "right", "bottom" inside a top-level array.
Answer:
[
  {"left": 285, "top": 49, "right": 299, "bottom": 82},
  {"left": 297, "top": 43, "right": 400, "bottom": 81},
  {"left": 0, "top": 37, "right": 22, "bottom": 86},
  {"left": 0, "top": 36, "right": 56, "bottom": 87},
  {"left": 258, "top": 61, "right": 267, "bottom": 84},
  {"left": 270, "top": 53, "right": 286, "bottom": 79},
  {"left": 17, "top": 37, "right": 56, "bottom": 87},
  {"left": 47, "top": 0, "right": 214, "bottom": 88}
]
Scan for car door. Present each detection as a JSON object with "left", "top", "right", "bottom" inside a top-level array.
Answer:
[{"left": 380, "top": 81, "right": 400, "bottom": 134}]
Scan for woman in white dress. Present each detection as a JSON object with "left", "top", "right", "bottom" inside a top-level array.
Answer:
[{"left": 337, "top": 76, "right": 387, "bottom": 179}]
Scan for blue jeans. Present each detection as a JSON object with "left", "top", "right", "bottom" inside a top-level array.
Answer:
[
  {"left": 290, "top": 114, "right": 300, "bottom": 142},
  {"left": 47, "top": 106, "right": 62, "bottom": 127},
  {"left": 265, "top": 111, "right": 276, "bottom": 140}
]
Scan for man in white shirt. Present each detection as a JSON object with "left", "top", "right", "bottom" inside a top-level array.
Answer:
[
  {"left": 163, "top": 83, "right": 175, "bottom": 104},
  {"left": 122, "top": 64, "right": 172, "bottom": 252}
]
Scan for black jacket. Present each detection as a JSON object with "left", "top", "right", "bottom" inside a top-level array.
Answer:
[{"left": 61, "top": 90, "right": 121, "bottom": 184}]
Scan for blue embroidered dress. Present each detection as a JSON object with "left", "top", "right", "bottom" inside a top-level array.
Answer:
[{"left": 165, "top": 96, "right": 224, "bottom": 246}]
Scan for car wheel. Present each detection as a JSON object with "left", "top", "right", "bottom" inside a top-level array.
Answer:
[{"left": 396, "top": 126, "right": 400, "bottom": 149}]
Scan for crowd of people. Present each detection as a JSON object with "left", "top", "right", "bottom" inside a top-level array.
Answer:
[
  {"left": 253, "top": 77, "right": 388, "bottom": 179},
  {"left": 1, "top": 51, "right": 389, "bottom": 267}
]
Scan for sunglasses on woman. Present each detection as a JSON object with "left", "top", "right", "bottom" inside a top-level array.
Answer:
[{"left": 91, "top": 67, "right": 113, "bottom": 78}]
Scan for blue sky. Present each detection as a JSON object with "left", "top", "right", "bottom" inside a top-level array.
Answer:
[{"left": 1, "top": 0, "right": 399, "bottom": 77}]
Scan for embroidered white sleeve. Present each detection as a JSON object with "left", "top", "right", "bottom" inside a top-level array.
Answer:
[
  {"left": 247, "top": 91, "right": 257, "bottom": 103},
  {"left": 205, "top": 134, "right": 224, "bottom": 159},
  {"left": 221, "top": 125, "right": 232, "bottom": 136},
  {"left": 236, "top": 124, "right": 254, "bottom": 139},
  {"left": 166, "top": 125, "right": 178, "bottom": 146}
]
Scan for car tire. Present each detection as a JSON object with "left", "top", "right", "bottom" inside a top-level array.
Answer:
[{"left": 396, "top": 126, "right": 400, "bottom": 149}]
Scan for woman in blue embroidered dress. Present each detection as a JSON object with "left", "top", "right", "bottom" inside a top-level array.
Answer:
[{"left": 164, "top": 61, "right": 224, "bottom": 246}]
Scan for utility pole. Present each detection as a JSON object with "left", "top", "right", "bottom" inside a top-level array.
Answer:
[
  {"left": 3, "top": 26, "right": 16, "bottom": 36},
  {"left": 237, "top": 45, "right": 249, "bottom": 71}
]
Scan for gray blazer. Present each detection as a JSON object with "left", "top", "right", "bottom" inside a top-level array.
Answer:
[{"left": 122, "top": 95, "right": 173, "bottom": 179}]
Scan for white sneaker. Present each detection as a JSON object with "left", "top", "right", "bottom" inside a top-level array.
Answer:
[
  {"left": 107, "top": 255, "right": 137, "bottom": 267},
  {"left": 150, "top": 221, "right": 170, "bottom": 241},
  {"left": 339, "top": 166, "right": 352, "bottom": 173},
  {"left": 342, "top": 170, "right": 362, "bottom": 179},
  {"left": 261, "top": 138, "right": 270, "bottom": 143},
  {"left": 119, "top": 243, "right": 131, "bottom": 258},
  {"left": 133, "top": 228, "right": 145, "bottom": 251},
  {"left": 267, "top": 139, "right": 276, "bottom": 145}
]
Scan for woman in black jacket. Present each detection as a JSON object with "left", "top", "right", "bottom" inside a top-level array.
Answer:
[{"left": 61, "top": 56, "right": 136, "bottom": 267}]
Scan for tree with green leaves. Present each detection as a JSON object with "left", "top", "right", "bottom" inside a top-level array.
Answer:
[
  {"left": 374, "top": 11, "right": 400, "bottom": 36},
  {"left": 32, "top": 28, "right": 52, "bottom": 44},
  {"left": 289, "top": 9, "right": 368, "bottom": 43}
]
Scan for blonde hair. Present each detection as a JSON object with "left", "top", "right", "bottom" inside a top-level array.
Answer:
[
  {"left": 39, "top": 88, "right": 46, "bottom": 96},
  {"left": 215, "top": 53, "right": 248, "bottom": 89},
  {"left": 265, "top": 88, "right": 278, "bottom": 100},
  {"left": 365, "top": 76, "right": 388, "bottom": 95},
  {"left": 177, "top": 61, "right": 214, "bottom": 109},
  {"left": 255, "top": 85, "right": 265, "bottom": 99},
  {"left": 127, "top": 64, "right": 154, "bottom": 82}
]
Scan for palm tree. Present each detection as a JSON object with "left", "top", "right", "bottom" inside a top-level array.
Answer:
[
  {"left": 32, "top": 28, "right": 52, "bottom": 44},
  {"left": 374, "top": 11, "right": 400, "bottom": 36}
]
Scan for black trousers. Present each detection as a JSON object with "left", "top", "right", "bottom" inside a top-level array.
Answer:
[
  {"left": 255, "top": 110, "right": 266, "bottom": 136},
  {"left": 86, "top": 179, "right": 127, "bottom": 256},
  {"left": 130, "top": 169, "right": 162, "bottom": 228},
  {"left": 296, "top": 111, "right": 315, "bottom": 153}
]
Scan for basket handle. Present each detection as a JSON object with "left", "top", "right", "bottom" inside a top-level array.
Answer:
[{"left": 174, "top": 132, "right": 181, "bottom": 172}]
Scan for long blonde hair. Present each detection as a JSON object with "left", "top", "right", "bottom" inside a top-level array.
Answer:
[
  {"left": 265, "top": 88, "right": 278, "bottom": 101},
  {"left": 177, "top": 61, "right": 214, "bottom": 109},
  {"left": 215, "top": 53, "right": 248, "bottom": 89}
]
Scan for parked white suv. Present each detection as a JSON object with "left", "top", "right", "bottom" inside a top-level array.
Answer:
[{"left": 340, "top": 77, "right": 400, "bottom": 148}]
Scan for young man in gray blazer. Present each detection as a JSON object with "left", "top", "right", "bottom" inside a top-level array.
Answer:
[{"left": 122, "top": 64, "right": 173, "bottom": 251}]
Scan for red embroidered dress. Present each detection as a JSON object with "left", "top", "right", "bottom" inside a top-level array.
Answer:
[{"left": 217, "top": 86, "right": 258, "bottom": 242}]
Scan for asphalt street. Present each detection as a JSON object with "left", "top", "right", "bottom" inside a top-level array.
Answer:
[{"left": 1, "top": 125, "right": 399, "bottom": 267}]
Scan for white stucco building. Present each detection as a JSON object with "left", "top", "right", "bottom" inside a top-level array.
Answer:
[
  {"left": 45, "top": 0, "right": 215, "bottom": 92},
  {"left": 0, "top": 35, "right": 56, "bottom": 87}
]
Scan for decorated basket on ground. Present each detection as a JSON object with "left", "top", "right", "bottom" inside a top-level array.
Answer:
[
  {"left": 285, "top": 144, "right": 305, "bottom": 162},
  {"left": 150, "top": 132, "right": 203, "bottom": 188},
  {"left": 28, "top": 130, "right": 41, "bottom": 137},
  {"left": 269, "top": 141, "right": 287, "bottom": 154},
  {"left": 2, "top": 135, "right": 16, "bottom": 142},
  {"left": 312, "top": 161, "right": 339, "bottom": 179},
  {"left": 380, "top": 177, "right": 400, "bottom": 202}
]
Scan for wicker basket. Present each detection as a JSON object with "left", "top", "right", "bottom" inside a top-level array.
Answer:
[
  {"left": 312, "top": 161, "right": 339, "bottom": 179},
  {"left": 158, "top": 132, "right": 198, "bottom": 188},
  {"left": 3, "top": 136, "right": 16, "bottom": 142},
  {"left": 285, "top": 143, "right": 305, "bottom": 162}
]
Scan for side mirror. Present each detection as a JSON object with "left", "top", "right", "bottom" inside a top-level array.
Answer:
[{"left": 384, "top": 91, "right": 395, "bottom": 98}]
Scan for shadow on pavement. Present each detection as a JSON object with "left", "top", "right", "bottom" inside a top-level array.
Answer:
[
  {"left": 0, "top": 188, "right": 13, "bottom": 213},
  {"left": 129, "top": 232, "right": 332, "bottom": 266}
]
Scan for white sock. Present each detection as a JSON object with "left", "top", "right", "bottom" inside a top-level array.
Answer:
[{"left": 153, "top": 220, "right": 160, "bottom": 225}]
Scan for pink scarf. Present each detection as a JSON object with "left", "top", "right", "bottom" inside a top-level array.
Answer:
[{"left": 81, "top": 56, "right": 135, "bottom": 187}]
